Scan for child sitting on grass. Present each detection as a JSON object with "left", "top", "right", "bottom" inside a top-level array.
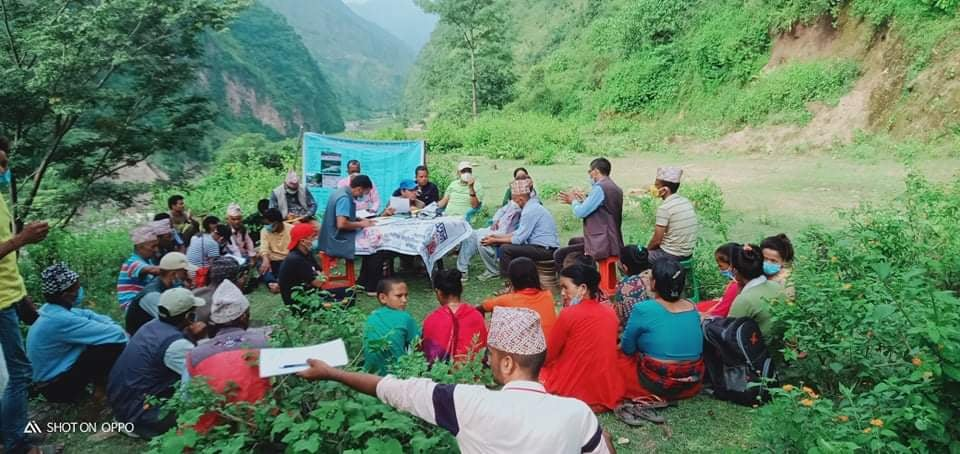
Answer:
[{"left": 363, "top": 278, "right": 421, "bottom": 375}]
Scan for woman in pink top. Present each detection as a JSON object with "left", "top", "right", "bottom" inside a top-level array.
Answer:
[
  {"left": 697, "top": 243, "right": 742, "bottom": 318},
  {"left": 421, "top": 269, "right": 487, "bottom": 363}
]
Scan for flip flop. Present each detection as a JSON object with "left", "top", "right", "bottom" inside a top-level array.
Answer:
[
  {"left": 627, "top": 406, "right": 666, "bottom": 424},
  {"left": 615, "top": 404, "right": 646, "bottom": 427},
  {"left": 627, "top": 395, "right": 669, "bottom": 409}
]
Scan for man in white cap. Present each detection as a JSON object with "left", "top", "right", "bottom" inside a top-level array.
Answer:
[
  {"left": 225, "top": 202, "right": 257, "bottom": 261},
  {"left": 116, "top": 225, "right": 161, "bottom": 310},
  {"left": 269, "top": 171, "right": 317, "bottom": 220},
  {"left": 107, "top": 287, "right": 207, "bottom": 439},
  {"left": 125, "top": 252, "right": 198, "bottom": 336},
  {"left": 438, "top": 161, "right": 483, "bottom": 220},
  {"left": 646, "top": 167, "right": 699, "bottom": 263},
  {"left": 150, "top": 217, "right": 182, "bottom": 258},
  {"left": 183, "top": 280, "right": 271, "bottom": 433},
  {"left": 298, "top": 307, "right": 614, "bottom": 453}
]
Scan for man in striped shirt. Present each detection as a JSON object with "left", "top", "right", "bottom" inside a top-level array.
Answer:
[
  {"left": 117, "top": 226, "right": 161, "bottom": 310},
  {"left": 647, "top": 167, "right": 699, "bottom": 263}
]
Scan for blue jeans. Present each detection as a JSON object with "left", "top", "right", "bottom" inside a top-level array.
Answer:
[{"left": 0, "top": 305, "right": 31, "bottom": 452}]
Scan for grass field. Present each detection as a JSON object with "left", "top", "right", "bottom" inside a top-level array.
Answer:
[{"left": 36, "top": 148, "right": 960, "bottom": 453}]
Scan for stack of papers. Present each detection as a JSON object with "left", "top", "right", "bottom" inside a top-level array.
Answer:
[
  {"left": 389, "top": 196, "right": 411, "bottom": 213},
  {"left": 258, "top": 339, "right": 349, "bottom": 378}
]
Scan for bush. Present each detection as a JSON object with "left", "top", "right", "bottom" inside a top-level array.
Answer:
[
  {"left": 148, "top": 291, "right": 490, "bottom": 453},
  {"left": 755, "top": 174, "right": 960, "bottom": 452},
  {"left": 20, "top": 228, "right": 131, "bottom": 319},
  {"left": 424, "top": 112, "right": 588, "bottom": 165},
  {"left": 600, "top": 49, "right": 682, "bottom": 114}
]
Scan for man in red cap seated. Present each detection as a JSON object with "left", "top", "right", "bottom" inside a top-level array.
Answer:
[
  {"left": 297, "top": 307, "right": 615, "bottom": 453},
  {"left": 277, "top": 223, "right": 324, "bottom": 310}
]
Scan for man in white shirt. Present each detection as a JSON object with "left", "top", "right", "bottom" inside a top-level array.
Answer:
[{"left": 298, "top": 307, "right": 614, "bottom": 454}]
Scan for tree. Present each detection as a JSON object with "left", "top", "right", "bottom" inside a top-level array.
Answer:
[
  {"left": 415, "top": 0, "right": 511, "bottom": 118},
  {"left": 0, "top": 0, "right": 248, "bottom": 225}
]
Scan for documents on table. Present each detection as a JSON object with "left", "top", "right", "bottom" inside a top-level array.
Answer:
[
  {"left": 356, "top": 209, "right": 377, "bottom": 219},
  {"left": 389, "top": 196, "right": 411, "bottom": 213},
  {"left": 258, "top": 338, "right": 349, "bottom": 378}
]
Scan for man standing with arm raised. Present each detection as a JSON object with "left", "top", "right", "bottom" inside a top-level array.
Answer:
[{"left": 557, "top": 157, "right": 624, "bottom": 268}]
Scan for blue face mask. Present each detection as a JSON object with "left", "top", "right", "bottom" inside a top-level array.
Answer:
[
  {"left": 0, "top": 169, "right": 11, "bottom": 185},
  {"left": 264, "top": 224, "right": 274, "bottom": 233},
  {"left": 569, "top": 295, "right": 582, "bottom": 306},
  {"left": 763, "top": 262, "right": 782, "bottom": 276},
  {"left": 721, "top": 269, "right": 735, "bottom": 280},
  {"left": 74, "top": 287, "right": 86, "bottom": 306},
  {"left": 311, "top": 238, "right": 320, "bottom": 254}
]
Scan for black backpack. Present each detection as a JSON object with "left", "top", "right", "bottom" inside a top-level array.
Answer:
[{"left": 702, "top": 317, "right": 777, "bottom": 406}]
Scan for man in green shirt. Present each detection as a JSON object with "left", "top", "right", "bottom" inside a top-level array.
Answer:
[
  {"left": 439, "top": 161, "right": 483, "bottom": 219},
  {"left": 362, "top": 279, "right": 420, "bottom": 375},
  {"left": 0, "top": 136, "right": 53, "bottom": 453}
]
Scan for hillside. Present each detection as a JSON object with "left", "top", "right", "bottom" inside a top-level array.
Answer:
[
  {"left": 263, "top": 0, "right": 417, "bottom": 119},
  {"left": 407, "top": 0, "right": 960, "bottom": 148},
  {"left": 201, "top": 2, "right": 345, "bottom": 142},
  {"left": 344, "top": 0, "right": 438, "bottom": 52}
]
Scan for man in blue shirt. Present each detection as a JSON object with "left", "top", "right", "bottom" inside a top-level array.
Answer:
[
  {"left": 480, "top": 179, "right": 560, "bottom": 276},
  {"left": 556, "top": 158, "right": 624, "bottom": 270},
  {"left": 27, "top": 263, "right": 127, "bottom": 403},
  {"left": 317, "top": 175, "right": 377, "bottom": 295}
]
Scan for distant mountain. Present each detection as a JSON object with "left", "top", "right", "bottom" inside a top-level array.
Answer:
[
  {"left": 263, "top": 0, "right": 416, "bottom": 118},
  {"left": 201, "top": 2, "right": 344, "bottom": 141},
  {"left": 343, "top": 0, "right": 438, "bottom": 53}
]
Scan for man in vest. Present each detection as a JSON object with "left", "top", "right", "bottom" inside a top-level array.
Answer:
[
  {"left": 125, "top": 252, "right": 197, "bottom": 336},
  {"left": 317, "top": 175, "right": 379, "bottom": 295},
  {"left": 298, "top": 307, "right": 615, "bottom": 453},
  {"left": 647, "top": 167, "right": 699, "bottom": 262},
  {"left": 107, "top": 288, "right": 207, "bottom": 439},
  {"left": 269, "top": 171, "right": 317, "bottom": 220},
  {"left": 185, "top": 280, "right": 271, "bottom": 433},
  {"left": 557, "top": 157, "right": 624, "bottom": 268}
]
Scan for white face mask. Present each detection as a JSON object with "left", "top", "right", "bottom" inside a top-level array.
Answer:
[{"left": 460, "top": 172, "right": 473, "bottom": 183}]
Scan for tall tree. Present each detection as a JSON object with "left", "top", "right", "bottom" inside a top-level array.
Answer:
[
  {"left": 415, "top": 0, "right": 509, "bottom": 118},
  {"left": 0, "top": 0, "right": 247, "bottom": 225}
]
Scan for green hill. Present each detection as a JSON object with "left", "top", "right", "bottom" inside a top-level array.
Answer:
[
  {"left": 407, "top": 0, "right": 960, "bottom": 144},
  {"left": 263, "top": 0, "right": 417, "bottom": 119},
  {"left": 200, "top": 2, "right": 345, "bottom": 143}
]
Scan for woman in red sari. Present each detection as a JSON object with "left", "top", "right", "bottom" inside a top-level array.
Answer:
[
  {"left": 421, "top": 269, "right": 487, "bottom": 363},
  {"left": 541, "top": 264, "right": 625, "bottom": 412}
]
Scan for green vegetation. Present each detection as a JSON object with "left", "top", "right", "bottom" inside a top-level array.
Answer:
[
  {"left": 202, "top": 3, "right": 345, "bottom": 142},
  {"left": 262, "top": 0, "right": 416, "bottom": 118}
]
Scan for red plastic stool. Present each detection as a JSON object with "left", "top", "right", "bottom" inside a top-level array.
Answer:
[
  {"left": 318, "top": 252, "right": 356, "bottom": 290},
  {"left": 598, "top": 256, "right": 619, "bottom": 297}
]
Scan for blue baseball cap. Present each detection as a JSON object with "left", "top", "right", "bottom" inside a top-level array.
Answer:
[{"left": 398, "top": 179, "right": 417, "bottom": 191}]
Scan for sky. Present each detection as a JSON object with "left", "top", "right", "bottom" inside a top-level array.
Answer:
[{"left": 342, "top": 0, "right": 438, "bottom": 52}]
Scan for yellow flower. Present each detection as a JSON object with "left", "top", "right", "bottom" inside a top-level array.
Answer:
[
  {"left": 802, "top": 386, "right": 819, "bottom": 399},
  {"left": 912, "top": 357, "right": 922, "bottom": 367},
  {"left": 837, "top": 415, "right": 849, "bottom": 422},
  {"left": 800, "top": 398, "right": 814, "bottom": 407},
  {"left": 782, "top": 384, "right": 796, "bottom": 392},
  {"left": 923, "top": 371, "right": 933, "bottom": 380},
  {"left": 870, "top": 419, "right": 884, "bottom": 428},
  {"left": 863, "top": 428, "right": 872, "bottom": 434},
  {"left": 831, "top": 256, "right": 838, "bottom": 263},
  {"left": 842, "top": 283, "right": 853, "bottom": 290}
]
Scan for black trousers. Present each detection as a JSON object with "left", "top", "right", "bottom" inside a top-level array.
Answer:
[
  {"left": 499, "top": 244, "right": 557, "bottom": 275},
  {"left": 553, "top": 237, "right": 586, "bottom": 272},
  {"left": 357, "top": 252, "right": 390, "bottom": 293},
  {"left": 38, "top": 343, "right": 126, "bottom": 403}
]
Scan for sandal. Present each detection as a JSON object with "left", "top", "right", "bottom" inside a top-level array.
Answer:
[
  {"left": 615, "top": 404, "right": 646, "bottom": 427},
  {"left": 626, "top": 395, "right": 669, "bottom": 409},
  {"left": 627, "top": 406, "right": 665, "bottom": 424}
]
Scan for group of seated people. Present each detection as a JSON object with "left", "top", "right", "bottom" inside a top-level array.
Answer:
[{"left": 19, "top": 155, "right": 797, "bottom": 451}]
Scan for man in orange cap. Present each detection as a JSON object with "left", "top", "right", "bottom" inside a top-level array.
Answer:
[{"left": 277, "top": 223, "right": 324, "bottom": 309}]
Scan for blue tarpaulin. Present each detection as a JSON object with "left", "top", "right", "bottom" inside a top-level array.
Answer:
[{"left": 301, "top": 133, "right": 425, "bottom": 216}]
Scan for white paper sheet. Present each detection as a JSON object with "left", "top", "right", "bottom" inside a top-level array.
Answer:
[
  {"left": 356, "top": 209, "right": 376, "bottom": 219},
  {"left": 258, "top": 339, "right": 349, "bottom": 378},
  {"left": 388, "top": 196, "right": 411, "bottom": 213}
]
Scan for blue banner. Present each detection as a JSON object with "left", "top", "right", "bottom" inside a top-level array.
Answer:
[{"left": 302, "top": 133, "right": 425, "bottom": 216}]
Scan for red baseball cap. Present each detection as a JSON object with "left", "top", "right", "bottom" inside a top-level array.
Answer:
[{"left": 288, "top": 223, "right": 318, "bottom": 251}]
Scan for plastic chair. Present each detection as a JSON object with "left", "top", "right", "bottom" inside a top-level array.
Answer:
[
  {"left": 679, "top": 258, "right": 700, "bottom": 303},
  {"left": 318, "top": 252, "right": 356, "bottom": 291},
  {"left": 598, "top": 256, "right": 619, "bottom": 297}
]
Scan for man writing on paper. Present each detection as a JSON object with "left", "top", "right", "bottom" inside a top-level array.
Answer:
[
  {"left": 337, "top": 160, "right": 381, "bottom": 213},
  {"left": 317, "top": 175, "right": 383, "bottom": 295},
  {"left": 297, "top": 308, "right": 615, "bottom": 454}
]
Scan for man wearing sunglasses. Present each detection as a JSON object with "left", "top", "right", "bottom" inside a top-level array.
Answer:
[{"left": 107, "top": 288, "right": 208, "bottom": 439}]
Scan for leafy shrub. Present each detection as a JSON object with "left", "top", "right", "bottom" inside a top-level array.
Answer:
[
  {"left": 425, "top": 112, "right": 588, "bottom": 164},
  {"left": 20, "top": 228, "right": 130, "bottom": 319},
  {"left": 149, "top": 291, "right": 489, "bottom": 453},
  {"left": 755, "top": 174, "right": 960, "bottom": 452},
  {"left": 154, "top": 164, "right": 284, "bottom": 220},
  {"left": 686, "top": 1, "right": 772, "bottom": 88},
  {"left": 600, "top": 49, "right": 682, "bottom": 114},
  {"left": 215, "top": 134, "right": 299, "bottom": 171},
  {"left": 724, "top": 59, "right": 860, "bottom": 125}
]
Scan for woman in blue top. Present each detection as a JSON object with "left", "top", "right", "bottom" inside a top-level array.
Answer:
[{"left": 620, "top": 258, "right": 704, "bottom": 402}]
